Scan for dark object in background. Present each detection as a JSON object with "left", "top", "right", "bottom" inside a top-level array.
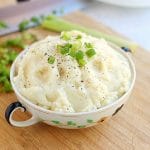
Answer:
[{"left": 17, "top": 0, "right": 30, "bottom": 2}]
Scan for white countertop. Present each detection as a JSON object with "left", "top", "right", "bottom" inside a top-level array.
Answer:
[{"left": 80, "top": 1, "right": 150, "bottom": 51}]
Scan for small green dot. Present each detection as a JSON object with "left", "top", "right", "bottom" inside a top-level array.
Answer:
[
  {"left": 86, "top": 49, "right": 96, "bottom": 58},
  {"left": 85, "top": 42, "right": 93, "bottom": 49},
  {"left": 75, "top": 50, "right": 84, "bottom": 60},
  {"left": 48, "top": 56, "right": 55, "bottom": 64},
  {"left": 76, "top": 35, "right": 82, "bottom": 39},
  {"left": 67, "top": 121, "right": 76, "bottom": 126},
  {"left": 87, "top": 119, "right": 93, "bottom": 123},
  {"left": 77, "top": 59, "right": 86, "bottom": 67},
  {"left": 77, "top": 125, "right": 86, "bottom": 128},
  {"left": 52, "top": 120, "right": 60, "bottom": 124}
]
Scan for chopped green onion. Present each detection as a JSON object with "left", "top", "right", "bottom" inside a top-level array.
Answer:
[
  {"left": 75, "top": 50, "right": 84, "bottom": 60},
  {"left": 0, "top": 48, "right": 18, "bottom": 65},
  {"left": 61, "top": 31, "right": 71, "bottom": 41},
  {"left": 0, "top": 59, "right": 8, "bottom": 65},
  {"left": 0, "top": 65, "right": 9, "bottom": 77},
  {"left": 22, "top": 32, "right": 37, "bottom": 43},
  {"left": 0, "top": 32, "right": 37, "bottom": 93},
  {"left": 8, "top": 51, "right": 18, "bottom": 62},
  {"left": 0, "top": 21, "right": 7, "bottom": 30},
  {"left": 56, "top": 44, "right": 62, "bottom": 52},
  {"left": 86, "top": 49, "right": 96, "bottom": 58},
  {"left": 60, "top": 47, "right": 70, "bottom": 55},
  {"left": 42, "top": 15, "right": 138, "bottom": 53},
  {"left": 3, "top": 79, "right": 12, "bottom": 92},
  {"left": 1, "top": 33, "right": 36, "bottom": 50},
  {"left": 31, "top": 16, "right": 41, "bottom": 25},
  {"left": 19, "top": 20, "right": 30, "bottom": 31},
  {"left": 0, "top": 76, "right": 7, "bottom": 83},
  {"left": 71, "top": 40, "right": 82, "bottom": 51},
  {"left": 85, "top": 42, "right": 93, "bottom": 48},
  {"left": 76, "top": 35, "right": 82, "bottom": 39},
  {"left": 77, "top": 59, "right": 86, "bottom": 67},
  {"left": 69, "top": 49, "right": 76, "bottom": 57},
  {"left": 64, "top": 43, "right": 72, "bottom": 48},
  {"left": 48, "top": 56, "right": 55, "bottom": 64},
  {"left": 5, "top": 38, "right": 25, "bottom": 49},
  {"left": 58, "top": 43, "right": 72, "bottom": 55},
  {"left": 3, "top": 54, "right": 9, "bottom": 63}
]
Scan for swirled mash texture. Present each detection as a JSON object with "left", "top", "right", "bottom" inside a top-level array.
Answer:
[{"left": 14, "top": 31, "right": 131, "bottom": 113}]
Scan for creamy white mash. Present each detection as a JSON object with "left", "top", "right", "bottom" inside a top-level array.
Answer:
[{"left": 14, "top": 30, "right": 131, "bottom": 112}]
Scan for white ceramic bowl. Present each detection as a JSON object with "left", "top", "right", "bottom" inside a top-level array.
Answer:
[
  {"left": 96, "top": 0, "right": 150, "bottom": 8},
  {"left": 5, "top": 45, "right": 136, "bottom": 129}
]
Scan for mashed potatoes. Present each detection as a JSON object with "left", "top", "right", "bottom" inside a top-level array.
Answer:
[{"left": 14, "top": 30, "right": 131, "bottom": 113}]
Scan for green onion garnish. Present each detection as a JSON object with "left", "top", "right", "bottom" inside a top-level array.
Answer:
[
  {"left": 5, "top": 38, "right": 25, "bottom": 49},
  {"left": 69, "top": 49, "right": 76, "bottom": 57},
  {"left": 75, "top": 50, "right": 84, "bottom": 60},
  {"left": 22, "top": 32, "right": 37, "bottom": 43},
  {"left": 61, "top": 31, "right": 71, "bottom": 41},
  {"left": 85, "top": 42, "right": 93, "bottom": 48},
  {"left": 31, "top": 16, "right": 41, "bottom": 25},
  {"left": 76, "top": 35, "right": 82, "bottom": 39},
  {"left": 71, "top": 40, "right": 82, "bottom": 51},
  {"left": 8, "top": 51, "right": 18, "bottom": 62},
  {"left": 58, "top": 43, "right": 72, "bottom": 55},
  {"left": 64, "top": 43, "right": 72, "bottom": 48},
  {"left": 60, "top": 47, "right": 70, "bottom": 55},
  {"left": 77, "top": 59, "right": 86, "bottom": 67},
  {"left": 0, "top": 76, "right": 7, "bottom": 83},
  {"left": 56, "top": 45, "right": 62, "bottom": 52},
  {"left": 0, "top": 21, "right": 7, "bottom": 30},
  {"left": 0, "top": 66, "right": 9, "bottom": 77},
  {"left": 42, "top": 15, "right": 138, "bottom": 53},
  {"left": 0, "top": 32, "right": 37, "bottom": 93},
  {"left": 19, "top": 20, "right": 30, "bottom": 31},
  {"left": 86, "top": 49, "right": 96, "bottom": 58},
  {"left": 48, "top": 56, "right": 55, "bottom": 64},
  {"left": 3, "top": 79, "right": 12, "bottom": 92}
]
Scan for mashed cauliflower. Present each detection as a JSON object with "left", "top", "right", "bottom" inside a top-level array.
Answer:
[{"left": 14, "top": 30, "right": 131, "bottom": 113}]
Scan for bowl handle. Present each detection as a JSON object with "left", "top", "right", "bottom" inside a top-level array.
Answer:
[
  {"left": 121, "top": 47, "right": 131, "bottom": 53},
  {"left": 5, "top": 102, "right": 40, "bottom": 127}
]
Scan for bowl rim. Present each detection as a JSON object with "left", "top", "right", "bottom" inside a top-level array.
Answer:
[{"left": 10, "top": 44, "right": 136, "bottom": 116}]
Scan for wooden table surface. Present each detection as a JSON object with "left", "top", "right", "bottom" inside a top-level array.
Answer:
[
  {"left": 0, "top": 0, "right": 16, "bottom": 8},
  {"left": 0, "top": 11, "right": 150, "bottom": 150}
]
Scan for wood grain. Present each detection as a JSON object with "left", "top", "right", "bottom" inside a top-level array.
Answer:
[
  {"left": 0, "top": 0, "right": 16, "bottom": 8},
  {"left": 0, "top": 11, "right": 150, "bottom": 150}
]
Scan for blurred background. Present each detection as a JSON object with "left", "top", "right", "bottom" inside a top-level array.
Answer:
[{"left": 0, "top": 0, "right": 150, "bottom": 51}]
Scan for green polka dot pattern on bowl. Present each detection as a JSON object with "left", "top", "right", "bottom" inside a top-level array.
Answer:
[
  {"left": 51, "top": 120, "right": 60, "bottom": 124},
  {"left": 77, "top": 125, "right": 86, "bottom": 128},
  {"left": 87, "top": 119, "right": 93, "bottom": 123},
  {"left": 50, "top": 119, "right": 95, "bottom": 128},
  {"left": 67, "top": 121, "right": 76, "bottom": 126}
]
